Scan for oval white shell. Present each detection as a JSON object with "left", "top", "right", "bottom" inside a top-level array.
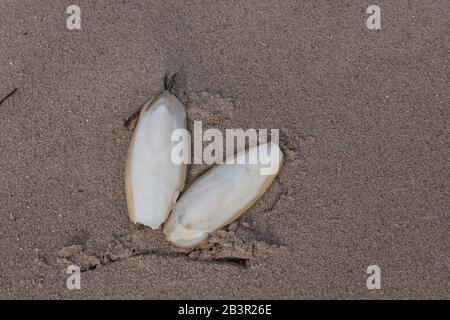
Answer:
[
  {"left": 163, "top": 142, "right": 283, "bottom": 248},
  {"left": 125, "top": 92, "right": 187, "bottom": 229}
]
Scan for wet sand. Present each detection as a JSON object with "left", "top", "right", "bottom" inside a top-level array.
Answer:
[{"left": 0, "top": 0, "right": 448, "bottom": 299}]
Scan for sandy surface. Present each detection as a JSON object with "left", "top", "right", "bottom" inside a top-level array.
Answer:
[{"left": 0, "top": 0, "right": 449, "bottom": 299}]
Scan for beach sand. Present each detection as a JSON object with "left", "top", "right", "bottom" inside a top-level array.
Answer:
[{"left": 0, "top": 0, "right": 448, "bottom": 299}]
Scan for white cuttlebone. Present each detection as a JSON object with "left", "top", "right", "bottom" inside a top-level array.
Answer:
[
  {"left": 125, "top": 91, "right": 188, "bottom": 229},
  {"left": 163, "top": 142, "right": 283, "bottom": 248}
]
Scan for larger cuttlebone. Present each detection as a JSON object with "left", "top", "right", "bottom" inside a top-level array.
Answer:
[
  {"left": 125, "top": 91, "right": 188, "bottom": 229},
  {"left": 163, "top": 142, "right": 283, "bottom": 248}
]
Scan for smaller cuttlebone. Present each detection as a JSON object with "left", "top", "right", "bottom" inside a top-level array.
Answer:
[
  {"left": 125, "top": 91, "right": 188, "bottom": 229},
  {"left": 163, "top": 142, "right": 283, "bottom": 248}
]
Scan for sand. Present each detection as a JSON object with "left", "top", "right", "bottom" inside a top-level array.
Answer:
[{"left": 0, "top": 0, "right": 448, "bottom": 299}]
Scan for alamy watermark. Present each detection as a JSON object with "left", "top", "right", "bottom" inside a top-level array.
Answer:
[
  {"left": 367, "top": 5, "right": 381, "bottom": 30},
  {"left": 66, "top": 264, "right": 81, "bottom": 290},
  {"left": 65, "top": 4, "right": 382, "bottom": 34},
  {"left": 170, "top": 121, "right": 280, "bottom": 175},
  {"left": 366, "top": 265, "right": 381, "bottom": 290},
  {"left": 66, "top": 5, "right": 81, "bottom": 30}
]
